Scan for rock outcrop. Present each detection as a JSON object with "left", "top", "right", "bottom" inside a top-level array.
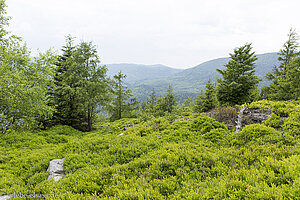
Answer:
[
  {"left": 47, "top": 158, "right": 65, "bottom": 181},
  {"left": 235, "top": 105, "right": 272, "bottom": 132}
]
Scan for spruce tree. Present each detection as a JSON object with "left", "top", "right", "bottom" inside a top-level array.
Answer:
[
  {"left": 267, "top": 29, "right": 300, "bottom": 100},
  {"left": 273, "top": 58, "right": 300, "bottom": 100},
  {"left": 195, "top": 78, "right": 217, "bottom": 112},
  {"left": 73, "top": 41, "right": 110, "bottom": 131},
  {"left": 266, "top": 28, "right": 299, "bottom": 82},
  {"left": 51, "top": 39, "right": 110, "bottom": 131},
  {"left": 50, "top": 36, "right": 76, "bottom": 126},
  {"left": 216, "top": 43, "right": 260, "bottom": 106}
]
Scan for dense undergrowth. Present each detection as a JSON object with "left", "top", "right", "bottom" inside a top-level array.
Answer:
[{"left": 0, "top": 100, "right": 299, "bottom": 199}]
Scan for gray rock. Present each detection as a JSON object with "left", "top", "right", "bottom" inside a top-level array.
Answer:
[
  {"left": 235, "top": 105, "right": 246, "bottom": 133},
  {"left": 235, "top": 105, "right": 272, "bottom": 132},
  {"left": 47, "top": 158, "right": 65, "bottom": 181},
  {"left": 0, "top": 195, "right": 11, "bottom": 200}
]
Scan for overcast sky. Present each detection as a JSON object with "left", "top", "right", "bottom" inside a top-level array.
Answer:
[{"left": 6, "top": 0, "right": 300, "bottom": 68}]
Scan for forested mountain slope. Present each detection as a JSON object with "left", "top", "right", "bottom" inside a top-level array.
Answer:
[{"left": 125, "top": 53, "right": 280, "bottom": 102}]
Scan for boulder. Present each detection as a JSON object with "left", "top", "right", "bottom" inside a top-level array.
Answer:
[
  {"left": 242, "top": 107, "right": 272, "bottom": 124},
  {"left": 47, "top": 158, "right": 65, "bottom": 181},
  {"left": 0, "top": 195, "right": 11, "bottom": 200}
]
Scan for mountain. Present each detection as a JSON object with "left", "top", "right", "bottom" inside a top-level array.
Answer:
[
  {"left": 130, "top": 52, "right": 280, "bottom": 102},
  {"left": 105, "top": 63, "right": 183, "bottom": 85}
]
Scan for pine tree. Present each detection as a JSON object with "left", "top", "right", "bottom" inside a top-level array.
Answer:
[
  {"left": 109, "top": 71, "right": 138, "bottom": 121},
  {"left": 216, "top": 43, "right": 260, "bottom": 106},
  {"left": 285, "top": 58, "right": 300, "bottom": 99}
]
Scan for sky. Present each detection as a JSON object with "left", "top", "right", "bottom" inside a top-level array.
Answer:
[{"left": 6, "top": 0, "right": 300, "bottom": 69}]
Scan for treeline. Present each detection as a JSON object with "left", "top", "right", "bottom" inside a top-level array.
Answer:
[{"left": 1, "top": 0, "right": 300, "bottom": 133}]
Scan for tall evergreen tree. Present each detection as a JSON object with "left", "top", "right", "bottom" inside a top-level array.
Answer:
[
  {"left": 51, "top": 39, "right": 110, "bottom": 131},
  {"left": 109, "top": 71, "right": 138, "bottom": 121},
  {"left": 50, "top": 36, "right": 76, "bottom": 126},
  {"left": 73, "top": 41, "right": 110, "bottom": 131},
  {"left": 266, "top": 29, "right": 300, "bottom": 100},
  {"left": 272, "top": 57, "right": 300, "bottom": 100},
  {"left": 216, "top": 43, "right": 260, "bottom": 106},
  {"left": 266, "top": 28, "right": 299, "bottom": 82}
]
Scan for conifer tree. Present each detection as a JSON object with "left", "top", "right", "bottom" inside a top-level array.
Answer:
[
  {"left": 51, "top": 39, "right": 110, "bottom": 131},
  {"left": 216, "top": 43, "right": 260, "bottom": 106},
  {"left": 266, "top": 28, "right": 299, "bottom": 82},
  {"left": 145, "top": 88, "right": 158, "bottom": 115},
  {"left": 156, "top": 85, "right": 177, "bottom": 116},
  {"left": 109, "top": 71, "right": 138, "bottom": 121},
  {"left": 266, "top": 29, "right": 300, "bottom": 100},
  {"left": 195, "top": 78, "right": 217, "bottom": 112},
  {"left": 50, "top": 36, "right": 76, "bottom": 126},
  {"left": 73, "top": 41, "right": 111, "bottom": 131},
  {"left": 180, "top": 97, "right": 195, "bottom": 113},
  {"left": 272, "top": 58, "right": 300, "bottom": 100}
]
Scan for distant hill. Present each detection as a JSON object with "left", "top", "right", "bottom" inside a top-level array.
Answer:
[
  {"left": 106, "top": 53, "right": 280, "bottom": 103},
  {"left": 105, "top": 63, "right": 183, "bottom": 85}
]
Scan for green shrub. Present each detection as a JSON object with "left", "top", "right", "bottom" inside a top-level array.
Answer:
[
  {"left": 188, "top": 115, "right": 228, "bottom": 134},
  {"left": 263, "top": 113, "right": 282, "bottom": 128},
  {"left": 1, "top": 100, "right": 300, "bottom": 199},
  {"left": 233, "top": 124, "right": 279, "bottom": 145},
  {"left": 283, "top": 109, "right": 300, "bottom": 137},
  {"left": 203, "top": 128, "right": 230, "bottom": 146}
]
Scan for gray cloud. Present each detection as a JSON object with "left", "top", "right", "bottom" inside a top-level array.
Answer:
[{"left": 6, "top": 0, "right": 300, "bottom": 68}]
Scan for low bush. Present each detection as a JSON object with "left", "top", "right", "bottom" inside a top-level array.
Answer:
[
  {"left": 0, "top": 100, "right": 299, "bottom": 199},
  {"left": 209, "top": 106, "right": 239, "bottom": 130},
  {"left": 233, "top": 124, "right": 280, "bottom": 145}
]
